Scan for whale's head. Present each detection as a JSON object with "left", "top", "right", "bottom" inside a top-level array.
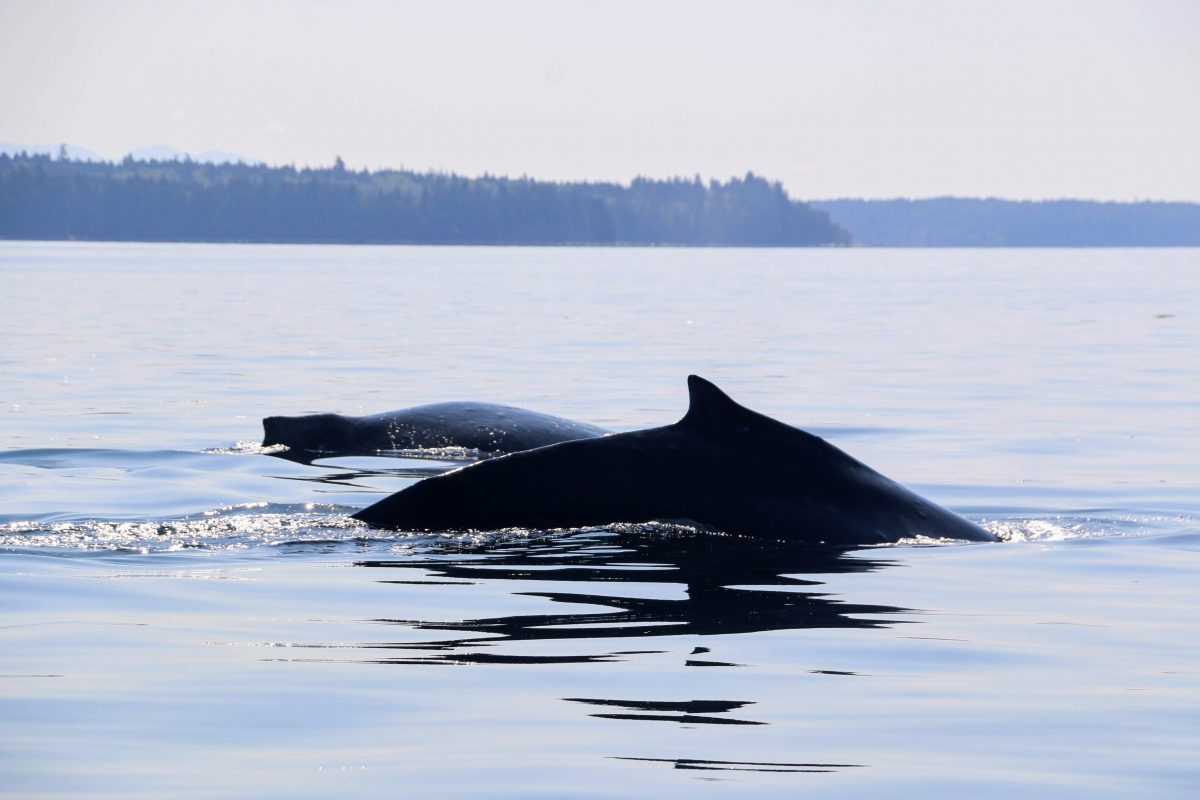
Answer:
[{"left": 262, "top": 413, "right": 354, "bottom": 452}]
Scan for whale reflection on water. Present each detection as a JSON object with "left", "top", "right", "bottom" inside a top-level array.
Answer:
[
  {"left": 357, "top": 529, "right": 906, "bottom": 663},
  {"left": 348, "top": 529, "right": 901, "bottom": 773}
]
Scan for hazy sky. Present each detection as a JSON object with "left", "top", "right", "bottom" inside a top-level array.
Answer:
[{"left": 2, "top": 0, "right": 1197, "bottom": 200}]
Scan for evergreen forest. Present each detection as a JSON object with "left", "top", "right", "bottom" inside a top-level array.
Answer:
[{"left": 0, "top": 154, "right": 849, "bottom": 246}]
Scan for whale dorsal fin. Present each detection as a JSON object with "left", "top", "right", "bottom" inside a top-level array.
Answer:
[
  {"left": 680, "top": 375, "right": 757, "bottom": 430},
  {"left": 679, "top": 375, "right": 831, "bottom": 452}
]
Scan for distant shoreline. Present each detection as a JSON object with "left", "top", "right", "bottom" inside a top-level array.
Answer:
[
  {"left": 3, "top": 154, "right": 1196, "bottom": 247},
  {"left": 1, "top": 237, "right": 1196, "bottom": 250},
  {"left": 809, "top": 198, "right": 1200, "bottom": 247}
]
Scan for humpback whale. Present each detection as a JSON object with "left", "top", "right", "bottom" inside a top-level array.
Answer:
[
  {"left": 352, "top": 376, "right": 996, "bottom": 545},
  {"left": 263, "top": 403, "right": 608, "bottom": 457}
]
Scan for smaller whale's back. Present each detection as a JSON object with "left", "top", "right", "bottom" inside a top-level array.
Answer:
[{"left": 262, "top": 402, "right": 609, "bottom": 456}]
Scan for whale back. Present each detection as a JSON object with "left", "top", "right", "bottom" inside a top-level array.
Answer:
[
  {"left": 263, "top": 402, "right": 609, "bottom": 455},
  {"left": 262, "top": 413, "right": 354, "bottom": 451},
  {"left": 352, "top": 376, "right": 996, "bottom": 544}
]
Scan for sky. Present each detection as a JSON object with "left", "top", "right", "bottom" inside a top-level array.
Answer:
[{"left": 1, "top": 0, "right": 1197, "bottom": 200}]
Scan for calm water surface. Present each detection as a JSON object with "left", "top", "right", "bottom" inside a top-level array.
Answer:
[{"left": 1, "top": 242, "right": 1198, "bottom": 798}]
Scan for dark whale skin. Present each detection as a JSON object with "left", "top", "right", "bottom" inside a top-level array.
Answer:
[
  {"left": 353, "top": 376, "right": 997, "bottom": 546},
  {"left": 262, "top": 402, "right": 608, "bottom": 456}
]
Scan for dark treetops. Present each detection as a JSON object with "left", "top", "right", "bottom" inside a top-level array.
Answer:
[{"left": 0, "top": 153, "right": 848, "bottom": 247}]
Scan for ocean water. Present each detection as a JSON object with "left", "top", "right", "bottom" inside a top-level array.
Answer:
[{"left": 1, "top": 241, "right": 1197, "bottom": 798}]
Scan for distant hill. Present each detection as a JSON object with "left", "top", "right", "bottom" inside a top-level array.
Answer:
[
  {"left": 810, "top": 198, "right": 1200, "bottom": 247},
  {"left": 0, "top": 143, "right": 105, "bottom": 162},
  {"left": 0, "top": 154, "right": 848, "bottom": 246}
]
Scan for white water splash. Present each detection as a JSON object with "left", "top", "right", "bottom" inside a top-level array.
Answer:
[
  {"left": 983, "top": 512, "right": 1198, "bottom": 543},
  {"left": 202, "top": 441, "right": 289, "bottom": 456},
  {"left": 0, "top": 507, "right": 374, "bottom": 552}
]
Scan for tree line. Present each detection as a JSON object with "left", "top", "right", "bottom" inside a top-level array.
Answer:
[{"left": 0, "top": 153, "right": 850, "bottom": 246}]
